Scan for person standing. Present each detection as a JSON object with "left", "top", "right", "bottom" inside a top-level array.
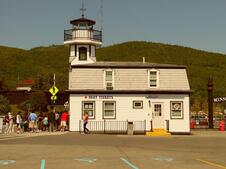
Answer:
[
  {"left": 60, "top": 111, "right": 68, "bottom": 132},
  {"left": 16, "top": 111, "right": 23, "bottom": 134},
  {"left": 83, "top": 112, "right": 89, "bottom": 134},
  {"left": 29, "top": 111, "right": 37, "bottom": 133},
  {"left": 6, "top": 112, "right": 14, "bottom": 134},
  {"left": 48, "top": 110, "right": 55, "bottom": 132},
  {"left": 54, "top": 111, "right": 60, "bottom": 131},
  {"left": 42, "top": 113, "right": 48, "bottom": 131},
  {"left": 37, "top": 112, "right": 44, "bottom": 132}
]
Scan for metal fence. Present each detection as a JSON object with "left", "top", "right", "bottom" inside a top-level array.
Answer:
[
  {"left": 79, "top": 120, "right": 146, "bottom": 134},
  {"left": 191, "top": 118, "right": 226, "bottom": 129}
]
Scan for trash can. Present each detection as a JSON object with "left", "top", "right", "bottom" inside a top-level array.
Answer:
[{"left": 127, "top": 121, "right": 134, "bottom": 135}]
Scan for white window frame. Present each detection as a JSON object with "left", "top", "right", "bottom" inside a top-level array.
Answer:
[
  {"left": 103, "top": 69, "right": 114, "bottom": 89},
  {"left": 133, "top": 100, "right": 143, "bottom": 109},
  {"left": 103, "top": 101, "right": 116, "bottom": 119},
  {"left": 82, "top": 101, "right": 95, "bottom": 119},
  {"left": 148, "top": 69, "right": 159, "bottom": 88},
  {"left": 170, "top": 101, "right": 183, "bottom": 119}
]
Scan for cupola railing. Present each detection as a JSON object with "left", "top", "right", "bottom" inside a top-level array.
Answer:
[{"left": 64, "top": 29, "right": 102, "bottom": 42}]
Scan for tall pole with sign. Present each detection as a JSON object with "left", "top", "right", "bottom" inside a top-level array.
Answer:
[{"left": 49, "top": 73, "right": 59, "bottom": 110}]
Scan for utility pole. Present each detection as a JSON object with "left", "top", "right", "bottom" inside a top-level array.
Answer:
[{"left": 207, "top": 77, "right": 213, "bottom": 129}]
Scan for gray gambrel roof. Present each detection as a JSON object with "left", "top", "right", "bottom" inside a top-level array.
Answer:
[{"left": 71, "top": 62, "right": 186, "bottom": 69}]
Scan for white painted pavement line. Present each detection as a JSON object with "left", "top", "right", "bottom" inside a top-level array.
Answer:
[
  {"left": 0, "top": 132, "right": 68, "bottom": 141},
  {"left": 73, "top": 158, "right": 97, "bottom": 163},
  {"left": 196, "top": 159, "right": 226, "bottom": 169},
  {"left": 152, "top": 156, "right": 174, "bottom": 162},
  {"left": 0, "top": 160, "right": 16, "bottom": 165},
  {"left": 120, "top": 158, "right": 139, "bottom": 169}
]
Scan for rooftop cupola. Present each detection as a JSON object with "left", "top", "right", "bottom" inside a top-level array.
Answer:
[
  {"left": 64, "top": 17, "right": 102, "bottom": 46},
  {"left": 64, "top": 0, "right": 102, "bottom": 65}
]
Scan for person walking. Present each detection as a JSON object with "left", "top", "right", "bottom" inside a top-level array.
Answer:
[
  {"left": 60, "top": 111, "right": 68, "bottom": 132},
  {"left": 83, "top": 112, "right": 89, "bottom": 134},
  {"left": 6, "top": 112, "right": 14, "bottom": 134}
]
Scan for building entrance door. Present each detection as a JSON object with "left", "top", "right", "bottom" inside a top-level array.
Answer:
[{"left": 152, "top": 103, "right": 164, "bottom": 129}]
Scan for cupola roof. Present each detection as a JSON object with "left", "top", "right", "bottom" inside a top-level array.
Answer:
[{"left": 70, "top": 17, "right": 96, "bottom": 26}]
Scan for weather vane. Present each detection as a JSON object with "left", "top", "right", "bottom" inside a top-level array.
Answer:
[{"left": 80, "top": 0, "right": 86, "bottom": 18}]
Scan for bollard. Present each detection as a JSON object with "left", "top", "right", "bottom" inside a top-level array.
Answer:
[{"left": 219, "top": 120, "right": 225, "bottom": 132}]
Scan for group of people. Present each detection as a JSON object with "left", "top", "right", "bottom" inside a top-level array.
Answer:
[
  {"left": 3, "top": 110, "right": 90, "bottom": 134},
  {"left": 3, "top": 110, "right": 69, "bottom": 134}
]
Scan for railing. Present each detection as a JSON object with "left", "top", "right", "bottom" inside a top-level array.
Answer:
[
  {"left": 150, "top": 120, "right": 153, "bottom": 132},
  {"left": 79, "top": 120, "right": 146, "bottom": 134},
  {"left": 133, "top": 120, "right": 146, "bottom": 134},
  {"left": 165, "top": 120, "right": 169, "bottom": 132},
  {"left": 64, "top": 29, "right": 102, "bottom": 42}
]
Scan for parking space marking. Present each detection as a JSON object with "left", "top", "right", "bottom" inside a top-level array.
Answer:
[
  {"left": 40, "top": 160, "right": 45, "bottom": 169},
  {"left": 74, "top": 158, "right": 97, "bottom": 163},
  {"left": 196, "top": 159, "right": 226, "bottom": 169},
  {"left": 152, "top": 157, "right": 174, "bottom": 162},
  {"left": 120, "top": 158, "right": 139, "bottom": 169},
  {"left": 0, "top": 160, "right": 16, "bottom": 165}
]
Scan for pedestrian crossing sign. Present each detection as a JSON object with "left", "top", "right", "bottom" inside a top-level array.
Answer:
[
  {"left": 49, "top": 85, "right": 59, "bottom": 96},
  {"left": 51, "top": 95, "right": 57, "bottom": 101}
]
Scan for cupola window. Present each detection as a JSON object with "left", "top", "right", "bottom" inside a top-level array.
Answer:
[{"left": 79, "top": 47, "right": 87, "bottom": 61}]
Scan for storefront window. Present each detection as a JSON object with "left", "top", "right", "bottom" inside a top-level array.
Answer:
[
  {"left": 83, "top": 101, "right": 95, "bottom": 119},
  {"left": 170, "top": 101, "right": 183, "bottom": 119},
  {"left": 103, "top": 101, "right": 116, "bottom": 119}
]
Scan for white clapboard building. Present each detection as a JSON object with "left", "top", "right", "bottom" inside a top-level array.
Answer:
[{"left": 64, "top": 15, "right": 191, "bottom": 134}]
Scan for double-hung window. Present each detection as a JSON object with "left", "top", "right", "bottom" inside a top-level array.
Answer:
[
  {"left": 82, "top": 101, "right": 95, "bottom": 119},
  {"left": 103, "top": 101, "right": 116, "bottom": 119},
  {"left": 104, "top": 70, "right": 114, "bottom": 89},
  {"left": 149, "top": 69, "right": 159, "bottom": 88}
]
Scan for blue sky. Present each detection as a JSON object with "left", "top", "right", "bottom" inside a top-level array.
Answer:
[{"left": 1, "top": 0, "right": 226, "bottom": 54}]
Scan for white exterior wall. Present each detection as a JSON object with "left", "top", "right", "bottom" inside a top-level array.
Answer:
[
  {"left": 71, "top": 45, "right": 95, "bottom": 65},
  {"left": 69, "top": 94, "right": 190, "bottom": 133},
  {"left": 70, "top": 68, "right": 190, "bottom": 90}
]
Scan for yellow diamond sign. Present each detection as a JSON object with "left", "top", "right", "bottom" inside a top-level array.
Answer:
[{"left": 49, "top": 85, "right": 59, "bottom": 96}]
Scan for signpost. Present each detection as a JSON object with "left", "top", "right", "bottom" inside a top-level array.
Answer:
[
  {"left": 49, "top": 73, "right": 58, "bottom": 104},
  {"left": 49, "top": 85, "right": 58, "bottom": 103}
]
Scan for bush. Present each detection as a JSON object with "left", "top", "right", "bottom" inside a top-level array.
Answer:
[{"left": 0, "top": 95, "right": 10, "bottom": 115}]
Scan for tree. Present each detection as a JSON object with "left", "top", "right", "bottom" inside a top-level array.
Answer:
[
  {"left": 0, "top": 95, "right": 10, "bottom": 115},
  {"left": 32, "top": 73, "right": 46, "bottom": 91},
  {"left": 0, "top": 79, "right": 9, "bottom": 93},
  {"left": 29, "top": 91, "right": 48, "bottom": 112}
]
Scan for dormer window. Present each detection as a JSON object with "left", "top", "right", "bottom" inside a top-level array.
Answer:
[
  {"left": 148, "top": 69, "right": 159, "bottom": 88},
  {"left": 79, "top": 47, "right": 87, "bottom": 61}
]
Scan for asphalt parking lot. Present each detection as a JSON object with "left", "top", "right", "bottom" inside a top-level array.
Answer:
[{"left": 0, "top": 131, "right": 226, "bottom": 169}]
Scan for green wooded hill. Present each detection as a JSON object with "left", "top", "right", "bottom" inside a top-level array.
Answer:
[{"left": 1, "top": 41, "right": 226, "bottom": 104}]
